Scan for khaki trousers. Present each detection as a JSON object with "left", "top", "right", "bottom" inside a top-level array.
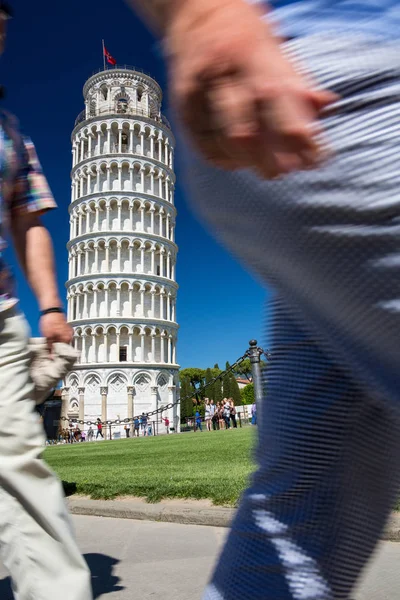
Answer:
[{"left": 0, "top": 308, "right": 92, "bottom": 600}]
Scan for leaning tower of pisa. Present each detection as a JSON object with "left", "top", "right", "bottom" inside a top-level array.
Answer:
[{"left": 62, "top": 66, "right": 179, "bottom": 436}]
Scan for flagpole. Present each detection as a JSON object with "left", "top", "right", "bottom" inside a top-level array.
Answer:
[{"left": 102, "top": 39, "right": 106, "bottom": 71}]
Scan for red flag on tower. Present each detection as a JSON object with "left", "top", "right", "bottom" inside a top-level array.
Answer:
[{"left": 103, "top": 41, "right": 117, "bottom": 66}]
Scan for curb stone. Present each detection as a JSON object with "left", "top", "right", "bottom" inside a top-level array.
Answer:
[
  {"left": 67, "top": 497, "right": 234, "bottom": 528},
  {"left": 67, "top": 497, "right": 400, "bottom": 540}
]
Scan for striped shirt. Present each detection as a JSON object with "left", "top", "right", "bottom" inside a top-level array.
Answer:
[
  {"left": 0, "top": 110, "right": 56, "bottom": 311},
  {"left": 263, "top": 1, "right": 400, "bottom": 40}
]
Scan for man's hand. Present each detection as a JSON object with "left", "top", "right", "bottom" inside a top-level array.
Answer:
[
  {"left": 164, "top": 0, "right": 337, "bottom": 178},
  {"left": 40, "top": 312, "right": 73, "bottom": 348}
]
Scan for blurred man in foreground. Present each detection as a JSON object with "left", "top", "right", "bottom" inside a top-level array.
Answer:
[
  {"left": 130, "top": 1, "right": 400, "bottom": 598},
  {"left": 0, "top": 4, "right": 92, "bottom": 598}
]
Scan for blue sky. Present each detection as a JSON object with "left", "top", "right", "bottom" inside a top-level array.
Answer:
[{"left": 2, "top": 0, "right": 268, "bottom": 369}]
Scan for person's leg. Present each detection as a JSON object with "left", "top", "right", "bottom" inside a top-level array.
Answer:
[
  {"left": 204, "top": 303, "right": 400, "bottom": 600},
  {"left": 0, "top": 310, "right": 92, "bottom": 600}
]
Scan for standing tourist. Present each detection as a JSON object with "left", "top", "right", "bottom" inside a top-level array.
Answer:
[
  {"left": 0, "top": 4, "right": 92, "bottom": 597},
  {"left": 141, "top": 412, "right": 148, "bottom": 436},
  {"left": 251, "top": 402, "right": 257, "bottom": 426},
  {"left": 204, "top": 398, "right": 213, "bottom": 431},
  {"left": 124, "top": 422, "right": 130, "bottom": 438},
  {"left": 217, "top": 402, "right": 224, "bottom": 431},
  {"left": 134, "top": 416, "right": 140, "bottom": 437},
  {"left": 96, "top": 418, "right": 104, "bottom": 439},
  {"left": 223, "top": 399, "right": 231, "bottom": 430},
  {"left": 210, "top": 399, "right": 217, "bottom": 430},
  {"left": 87, "top": 425, "right": 94, "bottom": 441},
  {"left": 229, "top": 399, "right": 237, "bottom": 429},
  {"left": 128, "top": 0, "right": 400, "bottom": 598},
  {"left": 161, "top": 415, "right": 170, "bottom": 434},
  {"left": 195, "top": 409, "right": 202, "bottom": 432}
]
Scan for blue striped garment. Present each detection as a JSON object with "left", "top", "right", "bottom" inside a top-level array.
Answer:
[
  {"left": 179, "top": 30, "right": 400, "bottom": 600},
  {"left": 264, "top": 0, "right": 400, "bottom": 40}
]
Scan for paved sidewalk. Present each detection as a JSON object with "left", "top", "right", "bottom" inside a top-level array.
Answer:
[
  {"left": 66, "top": 496, "right": 400, "bottom": 540},
  {"left": 0, "top": 515, "right": 400, "bottom": 599}
]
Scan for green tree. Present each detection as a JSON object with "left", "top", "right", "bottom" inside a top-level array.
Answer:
[
  {"left": 214, "top": 363, "right": 219, "bottom": 370},
  {"left": 222, "top": 374, "right": 231, "bottom": 399},
  {"left": 240, "top": 383, "right": 255, "bottom": 405},
  {"left": 233, "top": 358, "right": 267, "bottom": 380},
  {"left": 213, "top": 377, "right": 223, "bottom": 403},
  {"left": 205, "top": 368, "right": 214, "bottom": 400},
  {"left": 230, "top": 374, "right": 242, "bottom": 406},
  {"left": 180, "top": 376, "right": 195, "bottom": 420},
  {"left": 179, "top": 368, "right": 206, "bottom": 390}
]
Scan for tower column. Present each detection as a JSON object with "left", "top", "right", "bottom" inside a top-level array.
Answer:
[
  {"left": 82, "top": 334, "right": 87, "bottom": 364},
  {"left": 107, "top": 166, "right": 111, "bottom": 191},
  {"left": 104, "top": 287, "right": 109, "bottom": 317},
  {"left": 94, "top": 245, "right": 99, "bottom": 272},
  {"left": 167, "top": 293, "right": 171, "bottom": 321},
  {"left": 93, "top": 288, "right": 98, "bottom": 318},
  {"left": 168, "top": 337, "right": 172, "bottom": 364},
  {"left": 80, "top": 386, "right": 87, "bottom": 422},
  {"left": 167, "top": 252, "right": 171, "bottom": 279},
  {"left": 140, "top": 289, "right": 145, "bottom": 316},
  {"left": 161, "top": 334, "right": 165, "bottom": 363},
  {"left": 140, "top": 332, "right": 145, "bottom": 362},
  {"left": 107, "top": 127, "right": 111, "bottom": 153},
  {"left": 127, "top": 386, "right": 134, "bottom": 420},
  {"left": 92, "top": 332, "right": 97, "bottom": 362},
  {"left": 116, "top": 287, "right": 121, "bottom": 316},
  {"left": 128, "top": 332, "right": 133, "bottom": 362},
  {"left": 101, "top": 387, "right": 108, "bottom": 423},
  {"left": 117, "top": 243, "right": 122, "bottom": 272},
  {"left": 140, "top": 246, "right": 145, "bottom": 273},
  {"left": 104, "top": 332, "right": 108, "bottom": 362},
  {"left": 129, "top": 288, "right": 134, "bottom": 315},
  {"left": 105, "top": 244, "right": 110, "bottom": 272}
]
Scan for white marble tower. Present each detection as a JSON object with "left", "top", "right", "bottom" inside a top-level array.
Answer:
[{"left": 63, "top": 66, "right": 179, "bottom": 436}]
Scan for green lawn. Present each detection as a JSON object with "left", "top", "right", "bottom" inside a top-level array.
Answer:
[{"left": 44, "top": 428, "right": 256, "bottom": 505}]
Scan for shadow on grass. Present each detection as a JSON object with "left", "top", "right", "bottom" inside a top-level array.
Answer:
[
  {"left": 0, "top": 553, "right": 123, "bottom": 599},
  {"left": 62, "top": 480, "right": 77, "bottom": 497}
]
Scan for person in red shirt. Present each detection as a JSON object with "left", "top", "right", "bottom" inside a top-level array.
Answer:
[
  {"left": 96, "top": 418, "right": 104, "bottom": 439},
  {"left": 161, "top": 416, "right": 170, "bottom": 434}
]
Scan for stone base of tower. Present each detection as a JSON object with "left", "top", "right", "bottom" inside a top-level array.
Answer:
[{"left": 62, "top": 365, "right": 180, "bottom": 437}]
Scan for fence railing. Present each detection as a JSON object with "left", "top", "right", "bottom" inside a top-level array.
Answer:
[{"left": 41, "top": 340, "right": 269, "bottom": 443}]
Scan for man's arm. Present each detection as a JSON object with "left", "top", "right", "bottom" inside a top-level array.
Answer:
[
  {"left": 127, "top": 0, "right": 337, "bottom": 179},
  {"left": 11, "top": 213, "right": 72, "bottom": 345}
]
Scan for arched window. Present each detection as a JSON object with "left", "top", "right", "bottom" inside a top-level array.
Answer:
[
  {"left": 101, "top": 86, "right": 108, "bottom": 101},
  {"left": 117, "top": 98, "right": 128, "bottom": 114}
]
